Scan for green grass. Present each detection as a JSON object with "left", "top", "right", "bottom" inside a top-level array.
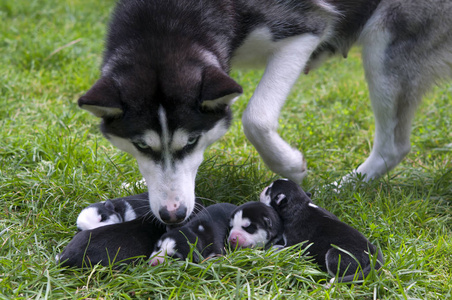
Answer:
[{"left": 1, "top": 0, "right": 451, "bottom": 299}]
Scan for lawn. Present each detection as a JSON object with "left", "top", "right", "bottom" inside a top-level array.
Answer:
[{"left": 1, "top": 0, "right": 451, "bottom": 299}]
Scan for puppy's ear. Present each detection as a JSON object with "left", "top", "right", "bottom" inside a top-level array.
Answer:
[
  {"left": 104, "top": 199, "right": 115, "bottom": 212},
  {"left": 78, "top": 77, "right": 123, "bottom": 118},
  {"left": 305, "top": 191, "right": 312, "bottom": 198},
  {"left": 263, "top": 216, "right": 272, "bottom": 228},
  {"left": 274, "top": 193, "right": 287, "bottom": 206},
  {"left": 200, "top": 66, "right": 242, "bottom": 110}
]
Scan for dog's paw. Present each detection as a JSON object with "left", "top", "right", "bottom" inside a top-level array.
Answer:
[{"left": 272, "top": 151, "right": 307, "bottom": 184}]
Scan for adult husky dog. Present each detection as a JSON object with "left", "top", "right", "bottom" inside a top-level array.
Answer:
[{"left": 78, "top": 0, "right": 452, "bottom": 224}]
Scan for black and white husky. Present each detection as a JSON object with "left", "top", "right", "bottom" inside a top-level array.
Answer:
[
  {"left": 228, "top": 202, "right": 284, "bottom": 249},
  {"left": 78, "top": 0, "right": 452, "bottom": 223},
  {"left": 260, "top": 179, "right": 384, "bottom": 284}
]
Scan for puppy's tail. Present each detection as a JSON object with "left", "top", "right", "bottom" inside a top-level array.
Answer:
[{"left": 333, "top": 249, "right": 384, "bottom": 284}]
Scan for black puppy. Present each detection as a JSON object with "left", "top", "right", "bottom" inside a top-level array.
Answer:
[
  {"left": 76, "top": 193, "right": 151, "bottom": 231},
  {"left": 57, "top": 216, "right": 166, "bottom": 268},
  {"left": 260, "top": 179, "right": 384, "bottom": 284},
  {"left": 150, "top": 203, "right": 237, "bottom": 265},
  {"left": 228, "top": 202, "right": 283, "bottom": 249}
]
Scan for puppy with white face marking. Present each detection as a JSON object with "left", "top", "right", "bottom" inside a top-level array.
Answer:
[
  {"left": 228, "top": 202, "right": 283, "bottom": 249},
  {"left": 76, "top": 193, "right": 150, "bottom": 231},
  {"left": 261, "top": 179, "right": 384, "bottom": 284},
  {"left": 57, "top": 216, "right": 167, "bottom": 268},
  {"left": 150, "top": 203, "right": 237, "bottom": 265}
]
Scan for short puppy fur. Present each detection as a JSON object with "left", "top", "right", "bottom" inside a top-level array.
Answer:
[
  {"left": 261, "top": 179, "right": 384, "bottom": 283},
  {"left": 57, "top": 216, "right": 166, "bottom": 268},
  {"left": 228, "top": 202, "right": 283, "bottom": 249},
  {"left": 150, "top": 203, "right": 237, "bottom": 265}
]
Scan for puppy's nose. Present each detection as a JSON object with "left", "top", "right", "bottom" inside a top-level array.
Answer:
[
  {"left": 229, "top": 232, "right": 245, "bottom": 248},
  {"left": 159, "top": 205, "right": 187, "bottom": 224},
  {"left": 149, "top": 256, "right": 164, "bottom": 266}
]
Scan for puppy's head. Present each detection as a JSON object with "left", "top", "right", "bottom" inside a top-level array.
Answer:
[
  {"left": 76, "top": 200, "right": 123, "bottom": 231},
  {"left": 260, "top": 179, "right": 311, "bottom": 213},
  {"left": 228, "top": 202, "right": 283, "bottom": 249},
  {"left": 149, "top": 221, "right": 211, "bottom": 265}
]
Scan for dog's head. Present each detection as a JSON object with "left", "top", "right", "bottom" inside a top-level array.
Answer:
[
  {"left": 228, "top": 202, "right": 283, "bottom": 249},
  {"left": 78, "top": 44, "right": 242, "bottom": 224},
  {"left": 259, "top": 179, "right": 312, "bottom": 213}
]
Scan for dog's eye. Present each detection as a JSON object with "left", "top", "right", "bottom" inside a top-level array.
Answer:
[
  {"left": 243, "top": 224, "right": 257, "bottom": 234},
  {"left": 133, "top": 140, "right": 150, "bottom": 149},
  {"left": 100, "top": 214, "right": 108, "bottom": 222},
  {"left": 187, "top": 136, "right": 199, "bottom": 146}
]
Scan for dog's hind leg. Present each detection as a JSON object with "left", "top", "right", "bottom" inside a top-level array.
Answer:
[
  {"left": 339, "top": 3, "right": 452, "bottom": 184},
  {"left": 242, "top": 34, "right": 322, "bottom": 183}
]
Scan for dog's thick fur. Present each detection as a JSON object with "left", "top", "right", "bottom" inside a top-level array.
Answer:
[{"left": 78, "top": 0, "right": 452, "bottom": 223}]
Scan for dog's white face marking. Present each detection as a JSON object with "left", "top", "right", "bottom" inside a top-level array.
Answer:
[
  {"left": 107, "top": 105, "right": 229, "bottom": 223},
  {"left": 229, "top": 210, "right": 268, "bottom": 248},
  {"left": 140, "top": 130, "right": 162, "bottom": 152},
  {"left": 260, "top": 187, "right": 271, "bottom": 206},
  {"left": 230, "top": 210, "right": 248, "bottom": 229},
  {"left": 76, "top": 207, "right": 121, "bottom": 231},
  {"left": 171, "top": 129, "right": 190, "bottom": 152},
  {"left": 149, "top": 238, "right": 176, "bottom": 266}
]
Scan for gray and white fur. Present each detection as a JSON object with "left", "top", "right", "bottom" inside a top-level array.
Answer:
[
  {"left": 78, "top": 0, "right": 452, "bottom": 224},
  {"left": 149, "top": 203, "right": 237, "bottom": 265},
  {"left": 261, "top": 179, "right": 384, "bottom": 284},
  {"left": 228, "top": 201, "right": 284, "bottom": 249}
]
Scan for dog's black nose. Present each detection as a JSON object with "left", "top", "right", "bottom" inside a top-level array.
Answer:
[{"left": 159, "top": 205, "right": 187, "bottom": 224}]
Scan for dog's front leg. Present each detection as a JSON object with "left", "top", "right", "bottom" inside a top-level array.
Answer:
[{"left": 242, "top": 34, "right": 321, "bottom": 183}]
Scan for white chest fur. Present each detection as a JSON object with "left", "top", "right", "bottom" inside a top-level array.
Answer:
[{"left": 231, "top": 27, "right": 279, "bottom": 69}]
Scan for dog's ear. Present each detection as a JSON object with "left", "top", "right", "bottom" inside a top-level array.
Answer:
[
  {"left": 78, "top": 77, "right": 123, "bottom": 118},
  {"left": 200, "top": 66, "right": 242, "bottom": 110},
  {"left": 263, "top": 216, "right": 272, "bottom": 229},
  {"left": 104, "top": 199, "right": 115, "bottom": 212},
  {"left": 274, "top": 193, "right": 287, "bottom": 206}
]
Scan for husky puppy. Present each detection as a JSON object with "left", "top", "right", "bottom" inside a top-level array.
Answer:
[
  {"left": 150, "top": 203, "right": 237, "bottom": 265},
  {"left": 260, "top": 179, "right": 384, "bottom": 283},
  {"left": 228, "top": 202, "right": 283, "bottom": 249},
  {"left": 57, "top": 217, "right": 166, "bottom": 268},
  {"left": 76, "top": 193, "right": 150, "bottom": 231},
  {"left": 79, "top": 0, "right": 452, "bottom": 223}
]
